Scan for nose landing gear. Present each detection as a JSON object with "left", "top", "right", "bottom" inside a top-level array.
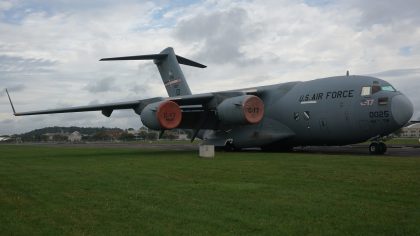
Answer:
[{"left": 369, "top": 142, "right": 387, "bottom": 155}]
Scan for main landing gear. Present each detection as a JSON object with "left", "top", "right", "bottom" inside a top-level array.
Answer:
[
  {"left": 216, "top": 140, "right": 240, "bottom": 152},
  {"left": 369, "top": 142, "right": 387, "bottom": 155}
]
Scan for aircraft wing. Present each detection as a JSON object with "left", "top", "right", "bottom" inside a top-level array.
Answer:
[
  {"left": 5, "top": 87, "right": 164, "bottom": 117},
  {"left": 12, "top": 100, "right": 143, "bottom": 116},
  {"left": 6, "top": 89, "right": 215, "bottom": 118},
  {"left": 6, "top": 89, "right": 262, "bottom": 135}
]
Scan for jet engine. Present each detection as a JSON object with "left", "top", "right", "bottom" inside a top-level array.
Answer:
[
  {"left": 217, "top": 95, "right": 264, "bottom": 125},
  {"left": 140, "top": 100, "right": 182, "bottom": 130}
]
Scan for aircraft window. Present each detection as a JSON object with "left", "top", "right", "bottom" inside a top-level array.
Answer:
[
  {"left": 361, "top": 86, "right": 371, "bottom": 96},
  {"left": 372, "top": 84, "right": 381, "bottom": 94},
  {"left": 381, "top": 85, "right": 396, "bottom": 92}
]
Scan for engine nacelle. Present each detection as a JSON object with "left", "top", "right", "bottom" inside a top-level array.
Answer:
[
  {"left": 140, "top": 100, "right": 182, "bottom": 130},
  {"left": 217, "top": 95, "right": 264, "bottom": 125}
]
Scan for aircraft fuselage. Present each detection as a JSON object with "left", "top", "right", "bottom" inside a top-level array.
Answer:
[{"left": 202, "top": 75, "right": 413, "bottom": 149}]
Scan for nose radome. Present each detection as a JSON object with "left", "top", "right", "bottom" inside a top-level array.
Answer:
[{"left": 391, "top": 94, "right": 413, "bottom": 126}]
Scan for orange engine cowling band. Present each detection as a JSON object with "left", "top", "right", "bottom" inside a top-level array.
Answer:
[
  {"left": 156, "top": 100, "right": 182, "bottom": 129},
  {"left": 140, "top": 100, "right": 182, "bottom": 130},
  {"left": 217, "top": 95, "right": 264, "bottom": 125},
  {"left": 242, "top": 95, "right": 264, "bottom": 124}
]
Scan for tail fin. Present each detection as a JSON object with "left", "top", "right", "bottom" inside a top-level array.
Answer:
[{"left": 100, "top": 47, "right": 206, "bottom": 97}]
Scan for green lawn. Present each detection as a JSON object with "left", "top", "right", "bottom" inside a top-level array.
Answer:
[
  {"left": 385, "top": 138, "right": 420, "bottom": 145},
  {"left": 0, "top": 145, "right": 419, "bottom": 235}
]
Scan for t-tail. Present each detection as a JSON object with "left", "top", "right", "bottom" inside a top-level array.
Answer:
[{"left": 100, "top": 47, "right": 206, "bottom": 97}]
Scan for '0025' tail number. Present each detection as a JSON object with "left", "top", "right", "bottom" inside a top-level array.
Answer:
[{"left": 369, "top": 110, "right": 389, "bottom": 118}]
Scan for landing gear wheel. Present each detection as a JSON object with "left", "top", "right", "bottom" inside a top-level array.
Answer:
[
  {"left": 369, "top": 143, "right": 377, "bottom": 154},
  {"left": 224, "top": 141, "right": 239, "bottom": 152},
  {"left": 369, "top": 142, "right": 387, "bottom": 155},
  {"left": 378, "top": 142, "right": 387, "bottom": 154}
]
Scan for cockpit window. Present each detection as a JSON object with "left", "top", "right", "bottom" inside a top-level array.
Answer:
[
  {"left": 381, "top": 85, "right": 396, "bottom": 92},
  {"left": 372, "top": 81, "right": 381, "bottom": 94},
  {"left": 361, "top": 86, "right": 371, "bottom": 96},
  {"left": 361, "top": 83, "right": 396, "bottom": 96}
]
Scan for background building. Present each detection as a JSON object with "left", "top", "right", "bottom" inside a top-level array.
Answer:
[
  {"left": 68, "top": 131, "right": 82, "bottom": 142},
  {"left": 400, "top": 123, "right": 420, "bottom": 138}
]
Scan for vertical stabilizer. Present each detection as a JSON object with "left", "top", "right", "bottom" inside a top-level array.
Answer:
[
  {"left": 100, "top": 47, "right": 206, "bottom": 97},
  {"left": 155, "top": 47, "right": 191, "bottom": 97}
]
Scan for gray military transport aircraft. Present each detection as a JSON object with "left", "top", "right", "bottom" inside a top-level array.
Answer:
[{"left": 6, "top": 47, "right": 414, "bottom": 154}]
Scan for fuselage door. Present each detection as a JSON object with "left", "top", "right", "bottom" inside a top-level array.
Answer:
[{"left": 319, "top": 118, "right": 329, "bottom": 132}]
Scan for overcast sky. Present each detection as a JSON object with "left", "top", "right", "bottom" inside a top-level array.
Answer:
[{"left": 1, "top": 0, "right": 420, "bottom": 135}]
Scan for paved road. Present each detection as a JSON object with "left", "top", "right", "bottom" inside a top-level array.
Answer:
[
  {"left": 293, "top": 145, "right": 420, "bottom": 157},
  {"left": 5, "top": 142, "right": 199, "bottom": 151},
  {"left": 3, "top": 142, "right": 420, "bottom": 157}
]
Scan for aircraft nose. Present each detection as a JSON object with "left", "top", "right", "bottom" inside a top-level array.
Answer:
[{"left": 391, "top": 94, "right": 413, "bottom": 126}]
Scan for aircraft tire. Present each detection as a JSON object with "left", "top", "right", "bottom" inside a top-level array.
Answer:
[
  {"left": 224, "top": 141, "right": 239, "bottom": 152},
  {"left": 369, "top": 142, "right": 378, "bottom": 155},
  {"left": 369, "top": 142, "right": 387, "bottom": 155},
  {"left": 378, "top": 142, "right": 387, "bottom": 154}
]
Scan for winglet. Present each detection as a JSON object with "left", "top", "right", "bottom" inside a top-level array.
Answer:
[{"left": 5, "top": 89, "right": 16, "bottom": 115}]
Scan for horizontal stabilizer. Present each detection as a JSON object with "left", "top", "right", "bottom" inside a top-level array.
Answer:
[
  {"left": 100, "top": 53, "right": 206, "bottom": 68},
  {"left": 100, "top": 54, "right": 167, "bottom": 61},
  {"left": 176, "top": 55, "right": 206, "bottom": 68}
]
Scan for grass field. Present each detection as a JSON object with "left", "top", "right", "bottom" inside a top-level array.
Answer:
[
  {"left": 385, "top": 138, "right": 420, "bottom": 145},
  {"left": 1, "top": 145, "right": 419, "bottom": 235}
]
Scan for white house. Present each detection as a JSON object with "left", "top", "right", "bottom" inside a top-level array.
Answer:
[{"left": 68, "top": 131, "right": 82, "bottom": 142}]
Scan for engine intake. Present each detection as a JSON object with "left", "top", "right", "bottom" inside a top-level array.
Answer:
[
  {"left": 140, "top": 100, "right": 182, "bottom": 130},
  {"left": 217, "top": 95, "right": 264, "bottom": 125}
]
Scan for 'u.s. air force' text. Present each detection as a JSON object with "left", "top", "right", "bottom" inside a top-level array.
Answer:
[{"left": 299, "top": 90, "right": 354, "bottom": 102}]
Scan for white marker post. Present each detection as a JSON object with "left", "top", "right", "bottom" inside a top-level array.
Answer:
[{"left": 199, "top": 145, "right": 215, "bottom": 158}]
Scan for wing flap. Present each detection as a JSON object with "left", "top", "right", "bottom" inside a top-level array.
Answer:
[{"left": 168, "top": 93, "right": 214, "bottom": 105}]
